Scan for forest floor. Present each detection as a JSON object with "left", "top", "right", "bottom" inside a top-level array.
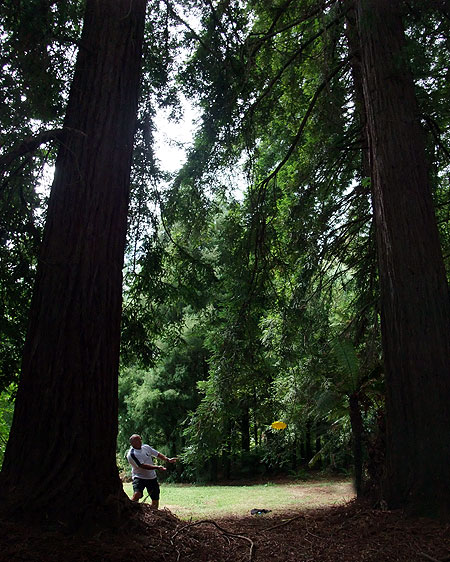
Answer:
[{"left": 1, "top": 481, "right": 449, "bottom": 561}]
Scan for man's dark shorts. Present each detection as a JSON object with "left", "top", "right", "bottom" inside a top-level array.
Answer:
[{"left": 132, "top": 477, "right": 160, "bottom": 500}]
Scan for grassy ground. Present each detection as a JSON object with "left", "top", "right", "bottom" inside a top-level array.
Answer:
[{"left": 123, "top": 479, "right": 354, "bottom": 519}]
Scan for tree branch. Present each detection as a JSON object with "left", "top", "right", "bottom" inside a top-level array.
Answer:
[
  {"left": 422, "top": 114, "right": 450, "bottom": 162},
  {"left": 0, "top": 127, "right": 86, "bottom": 171},
  {"left": 246, "top": 6, "right": 350, "bottom": 118},
  {"left": 258, "top": 58, "right": 350, "bottom": 188},
  {"left": 151, "top": 179, "right": 219, "bottom": 283},
  {"left": 248, "top": 0, "right": 336, "bottom": 48},
  {"left": 163, "top": 0, "right": 220, "bottom": 59},
  {"left": 0, "top": 129, "right": 63, "bottom": 171}
]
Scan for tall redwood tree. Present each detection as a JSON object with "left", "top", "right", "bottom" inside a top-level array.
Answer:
[
  {"left": 0, "top": 0, "right": 147, "bottom": 527},
  {"left": 356, "top": 0, "right": 450, "bottom": 518}
]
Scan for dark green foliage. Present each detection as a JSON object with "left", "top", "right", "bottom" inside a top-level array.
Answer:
[
  {"left": 2, "top": 1, "right": 449, "bottom": 505},
  {"left": 118, "top": 0, "right": 448, "bottom": 488},
  {"left": 0, "top": 384, "right": 15, "bottom": 468},
  {"left": 0, "top": 1, "right": 85, "bottom": 391},
  {"left": 118, "top": 329, "right": 207, "bottom": 479},
  {"left": 0, "top": 0, "right": 83, "bottom": 124}
]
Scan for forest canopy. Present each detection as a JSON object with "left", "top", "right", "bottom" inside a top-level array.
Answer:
[{"left": 0, "top": 0, "right": 449, "bottom": 523}]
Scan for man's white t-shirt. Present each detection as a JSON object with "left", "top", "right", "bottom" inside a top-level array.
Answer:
[{"left": 127, "top": 444, "right": 160, "bottom": 479}]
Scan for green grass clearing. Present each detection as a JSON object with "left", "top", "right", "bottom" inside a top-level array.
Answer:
[{"left": 123, "top": 480, "right": 354, "bottom": 519}]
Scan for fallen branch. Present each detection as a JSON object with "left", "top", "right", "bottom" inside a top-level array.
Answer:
[
  {"left": 171, "top": 519, "right": 255, "bottom": 561},
  {"left": 258, "top": 514, "right": 304, "bottom": 533}
]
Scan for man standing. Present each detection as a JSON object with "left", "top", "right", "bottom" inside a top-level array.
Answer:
[{"left": 127, "top": 434, "right": 177, "bottom": 509}]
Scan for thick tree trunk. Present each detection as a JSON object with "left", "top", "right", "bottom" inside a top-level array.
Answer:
[
  {"left": 0, "top": 0, "right": 146, "bottom": 529},
  {"left": 349, "top": 393, "right": 363, "bottom": 497},
  {"left": 356, "top": 0, "right": 450, "bottom": 519}
]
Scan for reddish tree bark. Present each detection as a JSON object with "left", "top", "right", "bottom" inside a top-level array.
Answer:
[
  {"left": 349, "top": 392, "right": 364, "bottom": 497},
  {"left": 356, "top": 0, "right": 450, "bottom": 519},
  {"left": 0, "top": 0, "right": 146, "bottom": 528}
]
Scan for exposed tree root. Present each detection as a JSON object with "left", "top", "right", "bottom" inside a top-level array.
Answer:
[
  {"left": 1, "top": 499, "right": 449, "bottom": 561},
  {"left": 172, "top": 519, "right": 255, "bottom": 561}
]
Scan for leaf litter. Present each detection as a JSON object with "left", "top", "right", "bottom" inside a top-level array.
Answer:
[{"left": 1, "top": 497, "right": 449, "bottom": 561}]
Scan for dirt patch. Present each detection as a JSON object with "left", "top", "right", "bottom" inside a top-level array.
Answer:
[
  {"left": 1, "top": 498, "right": 449, "bottom": 561},
  {"left": 289, "top": 482, "right": 354, "bottom": 499}
]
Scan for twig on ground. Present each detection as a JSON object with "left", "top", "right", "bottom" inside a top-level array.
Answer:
[
  {"left": 171, "top": 519, "right": 255, "bottom": 561},
  {"left": 258, "top": 514, "right": 305, "bottom": 533},
  {"left": 419, "top": 553, "right": 443, "bottom": 562},
  {"left": 304, "top": 517, "right": 323, "bottom": 540}
]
